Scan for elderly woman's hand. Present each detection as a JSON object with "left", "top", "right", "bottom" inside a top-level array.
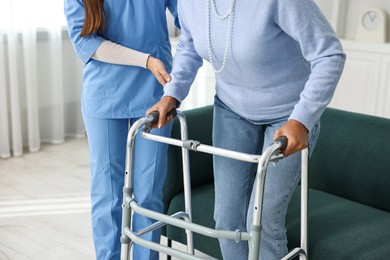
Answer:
[
  {"left": 146, "top": 96, "right": 178, "bottom": 128},
  {"left": 274, "top": 120, "right": 308, "bottom": 157}
]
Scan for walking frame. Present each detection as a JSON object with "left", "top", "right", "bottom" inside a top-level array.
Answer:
[{"left": 120, "top": 110, "right": 309, "bottom": 260}]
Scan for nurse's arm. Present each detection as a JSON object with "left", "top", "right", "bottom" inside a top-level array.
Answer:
[{"left": 92, "top": 40, "right": 171, "bottom": 86}]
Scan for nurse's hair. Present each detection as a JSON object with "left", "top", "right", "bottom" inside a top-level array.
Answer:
[{"left": 80, "top": 0, "right": 105, "bottom": 37}]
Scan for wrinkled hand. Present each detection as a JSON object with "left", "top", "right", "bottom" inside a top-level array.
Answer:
[
  {"left": 146, "top": 96, "right": 178, "bottom": 128},
  {"left": 273, "top": 120, "right": 309, "bottom": 157},
  {"left": 146, "top": 56, "right": 171, "bottom": 86}
]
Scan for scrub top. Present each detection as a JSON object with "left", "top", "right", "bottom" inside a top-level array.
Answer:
[{"left": 64, "top": 0, "right": 179, "bottom": 118}]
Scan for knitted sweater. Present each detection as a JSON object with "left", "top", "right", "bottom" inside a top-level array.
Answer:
[{"left": 164, "top": 0, "right": 346, "bottom": 130}]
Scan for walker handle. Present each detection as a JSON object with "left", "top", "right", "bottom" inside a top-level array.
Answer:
[
  {"left": 149, "top": 109, "right": 177, "bottom": 125},
  {"left": 274, "top": 136, "right": 288, "bottom": 152}
]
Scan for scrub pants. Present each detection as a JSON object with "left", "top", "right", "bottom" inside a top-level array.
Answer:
[
  {"left": 212, "top": 96, "right": 319, "bottom": 260},
  {"left": 83, "top": 115, "right": 172, "bottom": 260}
]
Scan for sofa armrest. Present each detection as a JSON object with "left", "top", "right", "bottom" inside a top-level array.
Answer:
[{"left": 309, "top": 108, "right": 390, "bottom": 212}]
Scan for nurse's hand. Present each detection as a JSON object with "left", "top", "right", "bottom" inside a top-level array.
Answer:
[
  {"left": 146, "top": 56, "right": 172, "bottom": 86},
  {"left": 146, "top": 96, "right": 178, "bottom": 128},
  {"left": 273, "top": 120, "right": 308, "bottom": 157}
]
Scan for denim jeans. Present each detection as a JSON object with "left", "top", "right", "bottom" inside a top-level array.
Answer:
[{"left": 212, "top": 96, "right": 319, "bottom": 260}]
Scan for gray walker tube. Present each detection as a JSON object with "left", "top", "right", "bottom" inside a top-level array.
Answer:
[{"left": 120, "top": 110, "right": 309, "bottom": 260}]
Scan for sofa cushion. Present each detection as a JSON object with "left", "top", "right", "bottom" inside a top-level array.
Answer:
[
  {"left": 166, "top": 184, "right": 390, "bottom": 260},
  {"left": 287, "top": 187, "right": 390, "bottom": 259},
  {"left": 309, "top": 108, "right": 390, "bottom": 212},
  {"left": 165, "top": 182, "right": 222, "bottom": 259}
]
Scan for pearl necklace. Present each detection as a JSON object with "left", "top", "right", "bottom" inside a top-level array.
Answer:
[{"left": 207, "top": 0, "right": 236, "bottom": 73}]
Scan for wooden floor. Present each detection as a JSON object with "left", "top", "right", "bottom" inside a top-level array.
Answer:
[{"left": 0, "top": 138, "right": 208, "bottom": 260}]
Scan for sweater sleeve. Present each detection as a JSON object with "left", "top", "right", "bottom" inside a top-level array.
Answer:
[
  {"left": 267, "top": 0, "right": 346, "bottom": 131},
  {"left": 163, "top": 1, "right": 203, "bottom": 102},
  {"left": 64, "top": 0, "right": 105, "bottom": 64}
]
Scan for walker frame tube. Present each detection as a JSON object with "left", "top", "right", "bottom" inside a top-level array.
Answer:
[{"left": 120, "top": 111, "right": 308, "bottom": 260}]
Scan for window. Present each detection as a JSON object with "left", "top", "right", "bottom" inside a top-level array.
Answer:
[{"left": 0, "top": 1, "right": 66, "bottom": 32}]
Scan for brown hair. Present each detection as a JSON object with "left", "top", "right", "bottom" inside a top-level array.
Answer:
[{"left": 80, "top": 0, "right": 105, "bottom": 37}]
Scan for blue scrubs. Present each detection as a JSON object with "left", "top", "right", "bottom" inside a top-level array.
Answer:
[{"left": 64, "top": 1, "right": 179, "bottom": 259}]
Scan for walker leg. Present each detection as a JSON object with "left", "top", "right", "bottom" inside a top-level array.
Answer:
[
  {"left": 281, "top": 148, "right": 309, "bottom": 260},
  {"left": 120, "top": 243, "right": 130, "bottom": 260},
  {"left": 300, "top": 148, "right": 309, "bottom": 260},
  {"left": 167, "top": 238, "right": 172, "bottom": 260},
  {"left": 120, "top": 187, "right": 133, "bottom": 260}
]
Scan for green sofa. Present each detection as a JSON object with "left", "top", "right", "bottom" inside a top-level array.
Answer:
[{"left": 162, "top": 105, "right": 390, "bottom": 259}]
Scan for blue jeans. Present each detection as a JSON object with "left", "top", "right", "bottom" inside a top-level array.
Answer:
[
  {"left": 83, "top": 115, "right": 172, "bottom": 260},
  {"left": 212, "top": 96, "right": 319, "bottom": 260}
]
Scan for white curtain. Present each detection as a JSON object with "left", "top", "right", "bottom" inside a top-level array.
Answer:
[{"left": 0, "top": 0, "right": 85, "bottom": 159}]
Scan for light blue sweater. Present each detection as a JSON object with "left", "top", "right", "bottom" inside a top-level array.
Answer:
[{"left": 163, "top": 0, "right": 346, "bottom": 130}]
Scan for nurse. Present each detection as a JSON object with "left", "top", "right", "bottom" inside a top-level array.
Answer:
[{"left": 64, "top": 0, "right": 179, "bottom": 259}]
